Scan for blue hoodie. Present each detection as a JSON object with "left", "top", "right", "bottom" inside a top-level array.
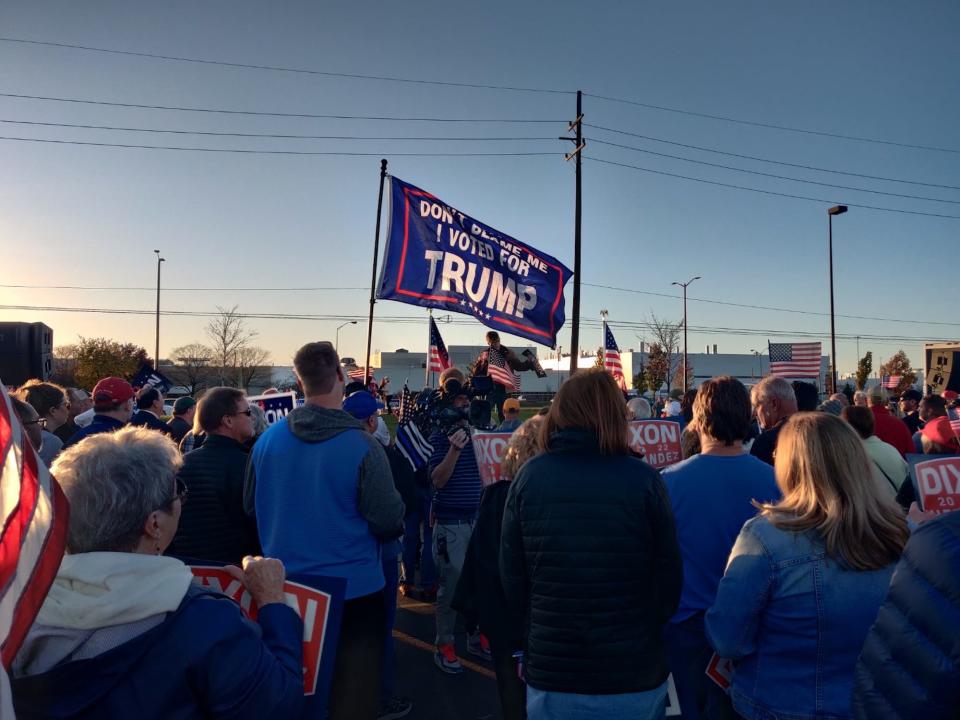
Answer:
[{"left": 12, "top": 583, "right": 303, "bottom": 719}]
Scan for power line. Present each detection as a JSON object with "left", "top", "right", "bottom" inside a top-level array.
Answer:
[
  {"left": 3, "top": 303, "right": 955, "bottom": 344},
  {"left": 0, "top": 37, "right": 572, "bottom": 95},
  {"left": 585, "top": 123, "right": 960, "bottom": 191},
  {"left": 585, "top": 156, "right": 960, "bottom": 220},
  {"left": 584, "top": 92, "right": 960, "bottom": 155},
  {"left": 0, "top": 118, "right": 557, "bottom": 142},
  {"left": 587, "top": 138, "right": 960, "bottom": 205},
  {"left": 0, "top": 283, "right": 368, "bottom": 291},
  {"left": 8, "top": 282, "right": 959, "bottom": 328},
  {"left": 582, "top": 282, "right": 960, "bottom": 327},
  {"left": 0, "top": 135, "right": 559, "bottom": 157},
  {"left": 0, "top": 92, "right": 563, "bottom": 123}
]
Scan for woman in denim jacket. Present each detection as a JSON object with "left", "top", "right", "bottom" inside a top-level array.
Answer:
[{"left": 706, "top": 413, "right": 908, "bottom": 720}]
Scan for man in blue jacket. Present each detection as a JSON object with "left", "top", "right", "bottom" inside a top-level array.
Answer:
[{"left": 246, "top": 341, "right": 404, "bottom": 720}]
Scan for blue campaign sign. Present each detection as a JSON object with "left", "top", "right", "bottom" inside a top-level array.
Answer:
[
  {"left": 377, "top": 176, "right": 573, "bottom": 348},
  {"left": 248, "top": 392, "right": 298, "bottom": 425},
  {"left": 131, "top": 365, "right": 173, "bottom": 394},
  {"left": 187, "top": 562, "right": 347, "bottom": 718}
]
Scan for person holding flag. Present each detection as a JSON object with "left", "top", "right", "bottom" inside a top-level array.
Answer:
[{"left": 471, "top": 331, "right": 543, "bottom": 424}]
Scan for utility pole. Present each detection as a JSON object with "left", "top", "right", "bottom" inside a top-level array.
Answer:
[
  {"left": 671, "top": 276, "right": 701, "bottom": 395},
  {"left": 561, "top": 91, "right": 584, "bottom": 377},
  {"left": 153, "top": 249, "right": 165, "bottom": 369}
]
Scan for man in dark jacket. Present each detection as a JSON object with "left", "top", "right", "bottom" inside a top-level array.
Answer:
[
  {"left": 167, "top": 396, "right": 196, "bottom": 444},
  {"left": 343, "top": 390, "right": 416, "bottom": 720},
  {"left": 853, "top": 510, "right": 960, "bottom": 718},
  {"left": 130, "top": 387, "right": 172, "bottom": 435},
  {"left": 167, "top": 387, "right": 260, "bottom": 564},
  {"left": 898, "top": 388, "right": 924, "bottom": 435},
  {"left": 749, "top": 376, "right": 797, "bottom": 465},
  {"left": 64, "top": 377, "right": 135, "bottom": 448}
]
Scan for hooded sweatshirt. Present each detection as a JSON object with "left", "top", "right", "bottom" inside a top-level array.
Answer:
[
  {"left": 245, "top": 404, "right": 404, "bottom": 599},
  {"left": 11, "top": 552, "right": 303, "bottom": 719}
]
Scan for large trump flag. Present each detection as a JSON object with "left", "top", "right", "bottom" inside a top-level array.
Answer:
[{"left": 377, "top": 177, "right": 573, "bottom": 348}]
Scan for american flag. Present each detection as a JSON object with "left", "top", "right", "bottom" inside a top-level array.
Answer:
[
  {"left": 394, "top": 385, "right": 433, "bottom": 471},
  {"left": 949, "top": 409, "right": 960, "bottom": 436},
  {"left": 488, "top": 346, "right": 521, "bottom": 391},
  {"left": 427, "top": 316, "right": 451, "bottom": 374},
  {"left": 0, "top": 382, "right": 69, "bottom": 713},
  {"left": 603, "top": 323, "right": 627, "bottom": 390},
  {"left": 768, "top": 342, "right": 822, "bottom": 379},
  {"left": 882, "top": 375, "right": 902, "bottom": 390},
  {"left": 347, "top": 366, "right": 370, "bottom": 381}
]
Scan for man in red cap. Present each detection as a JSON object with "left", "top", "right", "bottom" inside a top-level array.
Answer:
[
  {"left": 920, "top": 415, "right": 960, "bottom": 455},
  {"left": 63, "top": 377, "right": 135, "bottom": 449}
]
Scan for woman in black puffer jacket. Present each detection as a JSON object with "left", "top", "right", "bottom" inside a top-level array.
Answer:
[{"left": 499, "top": 369, "right": 683, "bottom": 720}]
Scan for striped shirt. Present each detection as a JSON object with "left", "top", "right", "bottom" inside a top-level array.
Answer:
[{"left": 429, "top": 429, "right": 482, "bottom": 520}]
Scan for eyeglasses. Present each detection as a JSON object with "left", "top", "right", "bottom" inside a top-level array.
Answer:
[
  {"left": 230, "top": 409, "right": 253, "bottom": 417},
  {"left": 167, "top": 477, "right": 188, "bottom": 507}
]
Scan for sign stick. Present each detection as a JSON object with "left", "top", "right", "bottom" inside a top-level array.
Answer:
[{"left": 364, "top": 159, "right": 388, "bottom": 381}]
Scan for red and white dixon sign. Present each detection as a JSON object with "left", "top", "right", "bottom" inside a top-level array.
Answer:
[
  {"left": 915, "top": 456, "right": 960, "bottom": 514},
  {"left": 189, "top": 566, "right": 333, "bottom": 696},
  {"left": 628, "top": 420, "right": 683, "bottom": 469},
  {"left": 472, "top": 431, "right": 513, "bottom": 487}
]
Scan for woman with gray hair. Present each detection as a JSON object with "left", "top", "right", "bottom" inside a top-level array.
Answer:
[{"left": 11, "top": 426, "right": 304, "bottom": 719}]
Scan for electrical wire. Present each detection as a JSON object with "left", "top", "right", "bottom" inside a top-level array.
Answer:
[
  {"left": 0, "top": 37, "right": 572, "bottom": 94},
  {"left": 0, "top": 118, "right": 558, "bottom": 141},
  {"left": 585, "top": 156, "right": 960, "bottom": 220},
  {"left": 584, "top": 92, "right": 960, "bottom": 155},
  {"left": 7, "top": 282, "right": 959, "bottom": 328},
  {"left": 0, "top": 135, "right": 559, "bottom": 157},
  {"left": 0, "top": 92, "right": 563, "bottom": 123},
  {"left": 587, "top": 138, "right": 960, "bottom": 205},
  {"left": 585, "top": 123, "right": 960, "bottom": 191},
  {"left": 3, "top": 303, "right": 955, "bottom": 344}
]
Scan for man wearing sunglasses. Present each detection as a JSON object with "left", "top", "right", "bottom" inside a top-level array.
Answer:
[{"left": 167, "top": 387, "right": 259, "bottom": 565}]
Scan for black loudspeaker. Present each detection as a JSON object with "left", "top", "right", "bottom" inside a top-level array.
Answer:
[{"left": 0, "top": 322, "right": 54, "bottom": 386}]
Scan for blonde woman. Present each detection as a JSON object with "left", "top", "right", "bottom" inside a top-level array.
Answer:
[
  {"left": 706, "top": 413, "right": 907, "bottom": 720},
  {"left": 453, "top": 416, "right": 543, "bottom": 720}
]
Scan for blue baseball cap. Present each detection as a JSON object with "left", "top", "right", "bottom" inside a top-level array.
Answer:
[{"left": 343, "top": 391, "right": 384, "bottom": 420}]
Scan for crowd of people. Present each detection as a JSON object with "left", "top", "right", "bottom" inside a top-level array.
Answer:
[{"left": 6, "top": 346, "right": 960, "bottom": 719}]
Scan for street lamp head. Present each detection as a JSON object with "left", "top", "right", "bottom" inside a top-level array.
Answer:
[
  {"left": 828, "top": 205, "right": 848, "bottom": 216},
  {"left": 692, "top": 276, "right": 702, "bottom": 282}
]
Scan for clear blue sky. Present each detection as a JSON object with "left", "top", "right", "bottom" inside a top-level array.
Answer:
[{"left": 1, "top": 1, "right": 957, "bottom": 376}]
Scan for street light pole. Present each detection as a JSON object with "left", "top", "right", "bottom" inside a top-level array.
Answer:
[
  {"left": 671, "top": 276, "right": 701, "bottom": 394},
  {"left": 153, "top": 249, "right": 165, "bottom": 368},
  {"left": 335, "top": 321, "right": 357, "bottom": 354},
  {"left": 827, "top": 205, "right": 848, "bottom": 394}
]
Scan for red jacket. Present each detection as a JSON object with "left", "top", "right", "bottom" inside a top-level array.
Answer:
[{"left": 870, "top": 406, "right": 914, "bottom": 458}]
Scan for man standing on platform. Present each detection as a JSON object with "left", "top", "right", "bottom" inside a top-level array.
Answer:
[{"left": 471, "top": 331, "right": 544, "bottom": 424}]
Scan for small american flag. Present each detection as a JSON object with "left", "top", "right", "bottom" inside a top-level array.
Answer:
[
  {"left": 394, "top": 385, "right": 433, "bottom": 471},
  {"left": 347, "top": 366, "right": 370, "bottom": 381},
  {"left": 0, "top": 382, "right": 69, "bottom": 713},
  {"left": 949, "top": 409, "right": 960, "bottom": 436},
  {"left": 603, "top": 323, "right": 627, "bottom": 391},
  {"left": 768, "top": 342, "right": 822, "bottom": 379},
  {"left": 427, "top": 317, "right": 451, "bottom": 374},
  {"left": 882, "top": 375, "right": 902, "bottom": 390},
  {"left": 488, "top": 346, "right": 521, "bottom": 391}
]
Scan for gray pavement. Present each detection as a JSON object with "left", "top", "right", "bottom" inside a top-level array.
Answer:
[{"left": 392, "top": 593, "right": 502, "bottom": 720}]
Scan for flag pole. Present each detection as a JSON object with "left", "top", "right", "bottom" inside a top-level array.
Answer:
[
  {"left": 425, "top": 309, "right": 432, "bottom": 389},
  {"left": 364, "top": 159, "right": 388, "bottom": 385}
]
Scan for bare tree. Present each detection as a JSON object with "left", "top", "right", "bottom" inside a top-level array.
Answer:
[
  {"left": 51, "top": 344, "right": 79, "bottom": 386},
  {"left": 646, "top": 314, "right": 682, "bottom": 392},
  {"left": 235, "top": 346, "right": 272, "bottom": 391},
  {"left": 205, "top": 306, "right": 257, "bottom": 385},
  {"left": 169, "top": 343, "right": 215, "bottom": 395}
]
